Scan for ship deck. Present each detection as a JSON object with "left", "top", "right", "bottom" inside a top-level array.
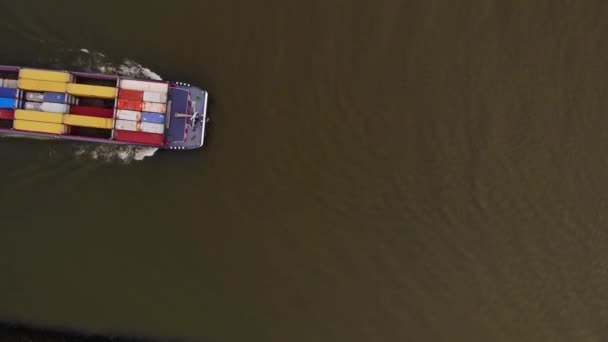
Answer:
[
  {"left": 0, "top": 65, "right": 209, "bottom": 150},
  {"left": 165, "top": 86, "right": 208, "bottom": 150}
]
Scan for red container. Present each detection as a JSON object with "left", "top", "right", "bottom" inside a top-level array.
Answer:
[
  {"left": 114, "top": 130, "right": 164, "bottom": 145},
  {"left": 118, "top": 89, "right": 144, "bottom": 101},
  {"left": 70, "top": 105, "right": 114, "bottom": 118},
  {"left": 117, "top": 99, "right": 143, "bottom": 111},
  {"left": 0, "top": 109, "right": 14, "bottom": 120}
]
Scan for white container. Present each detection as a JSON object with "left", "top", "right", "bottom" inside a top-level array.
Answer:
[
  {"left": 24, "top": 102, "right": 42, "bottom": 111},
  {"left": 140, "top": 122, "right": 164, "bottom": 134},
  {"left": 26, "top": 92, "right": 44, "bottom": 102},
  {"left": 41, "top": 102, "right": 69, "bottom": 114},
  {"left": 116, "top": 109, "right": 141, "bottom": 121},
  {"left": 119, "top": 80, "right": 168, "bottom": 93},
  {"left": 143, "top": 91, "right": 168, "bottom": 103},
  {"left": 115, "top": 119, "right": 139, "bottom": 132},
  {"left": 3, "top": 79, "right": 18, "bottom": 88},
  {"left": 142, "top": 102, "right": 167, "bottom": 114}
]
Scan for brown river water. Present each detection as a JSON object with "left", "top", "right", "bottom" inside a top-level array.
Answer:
[{"left": 0, "top": 1, "right": 607, "bottom": 341}]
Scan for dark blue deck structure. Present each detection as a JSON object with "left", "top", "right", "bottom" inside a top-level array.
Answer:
[{"left": 165, "top": 85, "right": 208, "bottom": 150}]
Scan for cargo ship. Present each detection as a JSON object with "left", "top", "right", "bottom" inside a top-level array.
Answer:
[{"left": 0, "top": 65, "right": 209, "bottom": 150}]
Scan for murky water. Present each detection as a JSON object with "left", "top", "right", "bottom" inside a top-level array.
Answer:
[{"left": 1, "top": 1, "right": 608, "bottom": 341}]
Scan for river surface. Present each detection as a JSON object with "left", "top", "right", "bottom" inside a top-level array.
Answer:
[{"left": 0, "top": 1, "right": 607, "bottom": 341}]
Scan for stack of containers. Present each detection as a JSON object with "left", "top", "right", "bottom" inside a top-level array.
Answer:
[
  {"left": 64, "top": 82, "right": 117, "bottom": 130},
  {"left": 14, "top": 68, "right": 73, "bottom": 134},
  {"left": 66, "top": 83, "right": 117, "bottom": 99},
  {"left": 0, "top": 84, "right": 22, "bottom": 121},
  {"left": 23, "top": 91, "right": 75, "bottom": 113},
  {"left": 0, "top": 78, "right": 19, "bottom": 89},
  {"left": 114, "top": 80, "right": 168, "bottom": 145},
  {"left": 69, "top": 105, "right": 114, "bottom": 118},
  {"left": 0, "top": 77, "right": 20, "bottom": 120}
]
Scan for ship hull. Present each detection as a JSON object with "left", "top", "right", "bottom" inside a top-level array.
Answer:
[{"left": 0, "top": 65, "right": 209, "bottom": 150}]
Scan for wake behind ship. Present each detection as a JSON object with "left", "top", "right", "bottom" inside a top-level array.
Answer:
[{"left": 0, "top": 66, "right": 209, "bottom": 150}]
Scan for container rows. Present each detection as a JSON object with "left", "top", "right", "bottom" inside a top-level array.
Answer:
[{"left": 0, "top": 68, "right": 172, "bottom": 145}]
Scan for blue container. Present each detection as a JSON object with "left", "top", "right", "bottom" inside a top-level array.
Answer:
[
  {"left": 0, "top": 97, "right": 16, "bottom": 109},
  {"left": 0, "top": 87, "right": 17, "bottom": 98},
  {"left": 43, "top": 92, "right": 68, "bottom": 103},
  {"left": 141, "top": 112, "right": 165, "bottom": 124}
]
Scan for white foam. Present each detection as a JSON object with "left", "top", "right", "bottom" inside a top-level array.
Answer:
[
  {"left": 118, "top": 60, "right": 163, "bottom": 81},
  {"left": 74, "top": 144, "right": 159, "bottom": 164}
]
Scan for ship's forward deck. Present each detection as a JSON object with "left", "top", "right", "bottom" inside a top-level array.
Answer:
[{"left": 165, "top": 86, "right": 208, "bottom": 150}]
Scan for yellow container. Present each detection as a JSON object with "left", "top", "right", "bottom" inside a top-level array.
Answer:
[
  {"left": 13, "top": 119, "right": 67, "bottom": 134},
  {"left": 67, "top": 84, "right": 117, "bottom": 99},
  {"left": 19, "top": 68, "right": 72, "bottom": 82},
  {"left": 18, "top": 79, "right": 67, "bottom": 93},
  {"left": 15, "top": 110, "right": 64, "bottom": 124},
  {"left": 63, "top": 114, "right": 114, "bottom": 129}
]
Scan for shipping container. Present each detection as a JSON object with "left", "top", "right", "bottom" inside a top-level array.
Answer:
[
  {"left": 118, "top": 89, "right": 144, "bottom": 101},
  {"left": 0, "top": 87, "right": 18, "bottom": 98},
  {"left": 141, "top": 111, "right": 166, "bottom": 124},
  {"left": 19, "top": 68, "right": 72, "bottom": 83},
  {"left": 119, "top": 79, "right": 169, "bottom": 93},
  {"left": 0, "top": 109, "right": 14, "bottom": 120},
  {"left": 68, "top": 126, "right": 112, "bottom": 139},
  {"left": 0, "top": 97, "right": 17, "bottom": 109},
  {"left": 18, "top": 79, "right": 67, "bottom": 93},
  {"left": 24, "top": 102, "right": 42, "bottom": 111},
  {"left": 70, "top": 105, "right": 114, "bottom": 118},
  {"left": 63, "top": 114, "right": 114, "bottom": 129},
  {"left": 115, "top": 119, "right": 139, "bottom": 132},
  {"left": 41, "top": 102, "right": 69, "bottom": 114},
  {"left": 13, "top": 119, "right": 67, "bottom": 134},
  {"left": 66, "top": 84, "right": 117, "bottom": 99},
  {"left": 142, "top": 102, "right": 167, "bottom": 114},
  {"left": 143, "top": 91, "right": 168, "bottom": 103},
  {"left": 15, "top": 110, "right": 64, "bottom": 124},
  {"left": 114, "top": 129, "right": 164, "bottom": 145},
  {"left": 117, "top": 99, "right": 143, "bottom": 111},
  {"left": 116, "top": 109, "right": 141, "bottom": 121},
  {"left": 43, "top": 92, "right": 69, "bottom": 103},
  {"left": 3, "top": 79, "right": 18, "bottom": 88},
  {"left": 25, "top": 92, "right": 44, "bottom": 102},
  {"left": 140, "top": 122, "right": 164, "bottom": 134}
]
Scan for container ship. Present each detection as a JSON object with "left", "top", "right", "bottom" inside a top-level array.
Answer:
[{"left": 0, "top": 66, "right": 209, "bottom": 150}]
